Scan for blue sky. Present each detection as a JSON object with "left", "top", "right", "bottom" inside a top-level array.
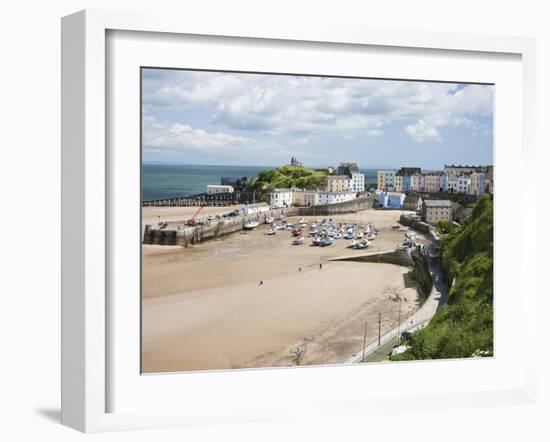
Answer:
[{"left": 142, "top": 69, "right": 493, "bottom": 169}]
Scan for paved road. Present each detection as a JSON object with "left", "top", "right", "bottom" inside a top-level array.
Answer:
[{"left": 341, "top": 242, "right": 449, "bottom": 364}]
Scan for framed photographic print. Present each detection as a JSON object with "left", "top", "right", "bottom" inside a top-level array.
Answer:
[{"left": 61, "top": 9, "right": 537, "bottom": 432}]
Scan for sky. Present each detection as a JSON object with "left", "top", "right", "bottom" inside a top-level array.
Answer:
[{"left": 142, "top": 68, "right": 494, "bottom": 170}]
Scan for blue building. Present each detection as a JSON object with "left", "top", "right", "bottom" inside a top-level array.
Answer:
[{"left": 375, "top": 191, "right": 406, "bottom": 209}]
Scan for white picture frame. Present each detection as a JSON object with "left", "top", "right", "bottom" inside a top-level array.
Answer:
[{"left": 61, "top": 9, "right": 537, "bottom": 433}]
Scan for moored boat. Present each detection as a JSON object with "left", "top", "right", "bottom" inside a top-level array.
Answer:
[
  {"left": 353, "top": 239, "right": 369, "bottom": 249},
  {"left": 312, "top": 236, "right": 322, "bottom": 246},
  {"left": 244, "top": 220, "right": 260, "bottom": 230}
]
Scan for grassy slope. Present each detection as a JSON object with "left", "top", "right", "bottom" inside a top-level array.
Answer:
[
  {"left": 392, "top": 194, "right": 493, "bottom": 360},
  {"left": 246, "top": 166, "right": 328, "bottom": 199}
]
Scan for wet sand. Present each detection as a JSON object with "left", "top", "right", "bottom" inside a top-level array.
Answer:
[{"left": 142, "top": 208, "right": 420, "bottom": 373}]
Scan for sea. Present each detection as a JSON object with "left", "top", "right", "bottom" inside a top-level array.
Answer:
[{"left": 142, "top": 163, "right": 379, "bottom": 201}]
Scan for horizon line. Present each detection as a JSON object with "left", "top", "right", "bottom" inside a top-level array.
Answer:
[{"left": 141, "top": 161, "right": 456, "bottom": 170}]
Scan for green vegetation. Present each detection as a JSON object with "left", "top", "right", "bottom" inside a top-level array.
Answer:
[
  {"left": 436, "top": 219, "right": 457, "bottom": 235},
  {"left": 245, "top": 165, "right": 328, "bottom": 200},
  {"left": 448, "top": 192, "right": 475, "bottom": 207},
  {"left": 392, "top": 194, "right": 493, "bottom": 361},
  {"left": 408, "top": 256, "right": 433, "bottom": 301}
]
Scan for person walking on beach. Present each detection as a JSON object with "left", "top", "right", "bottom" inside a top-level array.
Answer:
[
  {"left": 259, "top": 280, "right": 263, "bottom": 286},
  {"left": 299, "top": 266, "right": 302, "bottom": 272},
  {"left": 319, "top": 263, "right": 323, "bottom": 270}
]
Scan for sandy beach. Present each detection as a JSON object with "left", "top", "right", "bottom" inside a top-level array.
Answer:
[{"left": 142, "top": 207, "right": 420, "bottom": 373}]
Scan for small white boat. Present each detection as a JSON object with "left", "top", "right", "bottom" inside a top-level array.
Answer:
[
  {"left": 353, "top": 240, "right": 369, "bottom": 249},
  {"left": 357, "top": 232, "right": 364, "bottom": 239},
  {"left": 292, "top": 237, "right": 304, "bottom": 245},
  {"left": 265, "top": 228, "right": 276, "bottom": 235},
  {"left": 244, "top": 220, "right": 260, "bottom": 230},
  {"left": 312, "top": 236, "right": 322, "bottom": 246},
  {"left": 265, "top": 216, "right": 274, "bottom": 224}
]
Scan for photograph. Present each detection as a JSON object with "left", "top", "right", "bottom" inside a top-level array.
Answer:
[{"left": 140, "top": 68, "right": 494, "bottom": 374}]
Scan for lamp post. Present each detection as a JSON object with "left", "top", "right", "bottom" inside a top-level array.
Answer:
[{"left": 362, "top": 321, "right": 368, "bottom": 361}]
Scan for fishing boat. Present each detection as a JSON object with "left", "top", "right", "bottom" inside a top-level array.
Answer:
[
  {"left": 353, "top": 240, "right": 369, "bottom": 249},
  {"left": 309, "top": 228, "right": 319, "bottom": 236},
  {"left": 244, "top": 220, "right": 260, "bottom": 230},
  {"left": 265, "top": 216, "right": 274, "bottom": 224},
  {"left": 392, "top": 223, "right": 400, "bottom": 229},
  {"left": 357, "top": 231, "right": 364, "bottom": 239},
  {"left": 348, "top": 240, "right": 358, "bottom": 248},
  {"left": 367, "top": 233, "right": 376, "bottom": 241},
  {"left": 344, "top": 229, "right": 354, "bottom": 239},
  {"left": 334, "top": 232, "right": 342, "bottom": 239},
  {"left": 292, "top": 237, "right": 304, "bottom": 245},
  {"left": 291, "top": 228, "right": 302, "bottom": 237},
  {"left": 312, "top": 236, "right": 322, "bottom": 246},
  {"left": 319, "top": 238, "right": 333, "bottom": 247},
  {"left": 265, "top": 228, "right": 276, "bottom": 235}
]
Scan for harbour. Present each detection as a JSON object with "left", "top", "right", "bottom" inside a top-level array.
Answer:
[{"left": 142, "top": 207, "right": 426, "bottom": 373}]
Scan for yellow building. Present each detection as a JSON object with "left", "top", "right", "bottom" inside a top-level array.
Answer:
[
  {"left": 394, "top": 175, "right": 403, "bottom": 192},
  {"left": 292, "top": 190, "right": 319, "bottom": 207},
  {"left": 326, "top": 175, "right": 351, "bottom": 192},
  {"left": 377, "top": 170, "right": 396, "bottom": 191}
]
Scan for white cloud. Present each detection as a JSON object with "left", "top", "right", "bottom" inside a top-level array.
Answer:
[
  {"left": 405, "top": 120, "right": 441, "bottom": 142},
  {"left": 142, "top": 70, "right": 493, "bottom": 144},
  {"left": 143, "top": 116, "right": 256, "bottom": 152},
  {"left": 142, "top": 116, "right": 301, "bottom": 162}
]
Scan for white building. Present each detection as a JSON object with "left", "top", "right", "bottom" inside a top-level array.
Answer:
[
  {"left": 242, "top": 203, "right": 270, "bottom": 215},
  {"left": 206, "top": 184, "right": 234, "bottom": 194},
  {"left": 410, "top": 174, "right": 424, "bottom": 192},
  {"left": 422, "top": 200, "right": 453, "bottom": 224},
  {"left": 318, "top": 191, "right": 356, "bottom": 205},
  {"left": 444, "top": 164, "right": 487, "bottom": 178},
  {"left": 447, "top": 178, "right": 458, "bottom": 193},
  {"left": 457, "top": 177, "right": 471, "bottom": 194},
  {"left": 269, "top": 189, "right": 293, "bottom": 208},
  {"left": 350, "top": 171, "right": 365, "bottom": 193},
  {"left": 376, "top": 191, "right": 406, "bottom": 209}
]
